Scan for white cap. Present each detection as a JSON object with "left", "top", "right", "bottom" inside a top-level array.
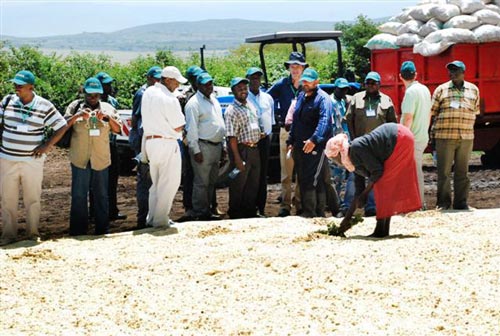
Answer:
[{"left": 161, "top": 66, "right": 187, "bottom": 84}]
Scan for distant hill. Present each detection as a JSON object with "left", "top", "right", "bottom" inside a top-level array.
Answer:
[{"left": 2, "top": 19, "right": 342, "bottom": 52}]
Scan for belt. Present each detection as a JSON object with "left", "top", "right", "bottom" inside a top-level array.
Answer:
[
  {"left": 199, "top": 139, "right": 222, "bottom": 146},
  {"left": 242, "top": 142, "right": 258, "bottom": 148},
  {"left": 145, "top": 135, "right": 167, "bottom": 140}
]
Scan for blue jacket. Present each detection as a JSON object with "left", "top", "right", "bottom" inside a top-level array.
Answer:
[
  {"left": 267, "top": 76, "right": 300, "bottom": 125},
  {"left": 288, "top": 87, "right": 332, "bottom": 149}
]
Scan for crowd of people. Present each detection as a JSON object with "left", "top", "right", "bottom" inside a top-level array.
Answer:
[{"left": 0, "top": 52, "right": 480, "bottom": 245}]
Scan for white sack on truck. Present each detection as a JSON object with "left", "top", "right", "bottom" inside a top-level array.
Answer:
[
  {"left": 419, "top": 18, "right": 444, "bottom": 37},
  {"left": 413, "top": 40, "right": 454, "bottom": 56},
  {"left": 473, "top": 24, "right": 500, "bottom": 41},
  {"left": 473, "top": 8, "right": 500, "bottom": 24},
  {"left": 485, "top": 4, "right": 500, "bottom": 13},
  {"left": 449, "top": 0, "right": 485, "bottom": 14},
  {"left": 389, "top": 7, "right": 414, "bottom": 23},
  {"left": 409, "top": 4, "right": 438, "bottom": 21},
  {"left": 429, "top": 4, "right": 461, "bottom": 21},
  {"left": 425, "top": 28, "right": 478, "bottom": 43},
  {"left": 397, "top": 19, "right": 425, "bottom": 35},
  {"left": 396, "top": 33, "right": 423, "bottom": 46},
  {"left": 364, "top": 33, "right": 399, "bottom": 50},
  {"left": 379, "top": 22, "right": 403, "bottom": 35},
  {"left": 443, "top": 15, "right": 482, "bottom": 29}
]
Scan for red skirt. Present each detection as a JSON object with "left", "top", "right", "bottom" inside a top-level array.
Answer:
[{"left": 373, "top": 124, "right": 421, "bottom": 219}]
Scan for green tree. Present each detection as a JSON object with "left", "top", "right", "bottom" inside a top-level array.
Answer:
[{"left": 335, "top": 15, "right": 379, "bottom": 81}]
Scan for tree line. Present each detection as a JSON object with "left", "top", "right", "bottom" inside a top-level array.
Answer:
[{"left": 0, "top": 16, "right": 378, "bottom": 112}]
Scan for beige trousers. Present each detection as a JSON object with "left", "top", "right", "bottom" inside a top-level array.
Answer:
[
  {"left": 1, "top": 157, "right": 45, "bottom": 240},
  {"left": 279, "top": 128, "right": 301, "bottom": 211}
]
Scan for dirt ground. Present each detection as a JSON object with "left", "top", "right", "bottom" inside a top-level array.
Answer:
[{"left": 1, "top": 148, "right": 500, "bottom": 240}]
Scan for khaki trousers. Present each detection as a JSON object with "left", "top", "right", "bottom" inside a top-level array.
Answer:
[
  {"left": 279, "top": 128, "right": 300, "bottom": 211},
  {"left": 1, "top": 157, "right": 44, "bottom": 240}
]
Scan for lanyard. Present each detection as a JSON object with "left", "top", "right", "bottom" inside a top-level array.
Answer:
[
  {"left": 15, "top": 97, "right": 37, "bottom": 123},
  {"left": 289, "top": 84, "right": 299, "bottom": 98}
]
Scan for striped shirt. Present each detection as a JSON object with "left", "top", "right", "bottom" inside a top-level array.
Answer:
[
  {"left": 430, "top": 80, "right": 480, "bottom": 140},
  {"left": 0, "top": 93, "right": 66, "bottom": 161},
  {"left": 224, "top": 99, "right": 261, "bottom": 144}
]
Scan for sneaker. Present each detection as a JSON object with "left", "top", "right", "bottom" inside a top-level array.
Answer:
[{"left": 278, "top": 208, "right": 290, "bottom": 217}]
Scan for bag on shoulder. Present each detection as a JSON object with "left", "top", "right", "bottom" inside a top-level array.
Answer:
[{"left": 56, "top": 100, "right": 83, "bottom": 149}]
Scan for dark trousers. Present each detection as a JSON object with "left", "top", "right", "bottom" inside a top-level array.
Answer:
[
  {"left": 257, "top": 136, "right": 271, "bottom": 214},
  {"left": 70, "top": 163, "right": 109, "bottom": 236},
  {"left": 136, "top": 161, "right": 152, "bottom": 226},
  {"left": 181, "top": 141, "right": 194, "bottom": 211},
  {"left": 228, "top": 145, "right": 261, "bottom": 219},
  {"left": 323, "top": 160, "right": 340, "bottom": 215},
  {"left": 293, "top": 148, "right": 326, "bottom": 218},
  {"left": 436, "top": 139, "right": 473, "bottom": 209}
]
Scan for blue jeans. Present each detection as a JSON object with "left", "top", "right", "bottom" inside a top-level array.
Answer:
[
  {"left": 70, "top": 163, "right": 109, "bottom": 235},
  {"left": 343, "top": 172, "right": 376, "bottom": 212}
]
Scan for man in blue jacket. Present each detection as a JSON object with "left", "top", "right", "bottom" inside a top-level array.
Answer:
[{"left": 287, "top": 68, "right": 333, "bottom": 218}]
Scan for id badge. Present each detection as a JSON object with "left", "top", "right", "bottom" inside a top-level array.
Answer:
[
  {"left": 17, "top": 125, "right": 29, "bottom": 132},
  {"left": 366, "top": 108, "right": 376, "bottom": 117},
  {"left": 89, "top": 129, "right": 100, "bottom": 137},
  {"left": 450, "top": 100, "right": 460, "bottom": 109}
]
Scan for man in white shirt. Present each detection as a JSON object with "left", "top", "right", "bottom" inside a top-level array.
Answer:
[
  {"left": 246, "top": 67, "right": 275, "bottom": 216},
  {"left": 141, "top": 66, "right": 187, "bottom": 227},
  {"left": 183, "top": 72, "right": 225, "bottom": 221}
]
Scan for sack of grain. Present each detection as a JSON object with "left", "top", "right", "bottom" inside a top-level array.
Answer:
[
  {"left": 390, "top": 7, "right": 414, "bottom": 23},
  {"left": 419, "top": 18, "right": 444, "bottom": 37},
  {"left": 413, "top": 40, "right": 454, "bottom": 56},
  {"left": 449, "top": 0, "right": 485, "bottom": 14},
  {"left": 443, "top": 15, "right": 481, "bottom": 29},
  {"left": 364, "top": 33, "right": 399, "bottom": 50},
  {"left": 429, "top": 4, "right": 461, "bottom": 21},
  {"left": 473, "top": 24, "right": 500, "bottom": 41},
  {"left": 398, "top": 19, "right": 425, "bottom": 35},
  {"left": 396, "top": 33, "right": 423, "bottom": 46},
  {"left": 379, "top": 22, "right": 403, "bottom": 35},
  {"left": 409, "top": 4, "right": 438, "bottom": 21},
  {"left": 425, "top": 28, "right": 478, "bottom": 43},
  {"left": 485, "top": 4, "right": 500, "bottom": 13},
  {"left": 473, "top": 8, "right": 500, "bottom": 24}
]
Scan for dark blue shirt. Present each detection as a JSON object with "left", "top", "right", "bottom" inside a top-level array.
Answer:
[
  {"left": 267, "top": 76, "right": 301, "bottom": 125},
  {"left": 132, "top": 84, "right": 147, "bottom": 118},
  {"left": 288, "top": 87, "right": 332, "bottom": 149}
]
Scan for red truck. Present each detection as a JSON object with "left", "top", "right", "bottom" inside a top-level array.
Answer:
[{"left": 371, "top": 42, "right": 500, "bottom": 166}]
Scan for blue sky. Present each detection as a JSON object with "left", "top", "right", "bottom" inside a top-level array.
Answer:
[{"left": 1, "top": 0, "right": 419, "bottom": 38}]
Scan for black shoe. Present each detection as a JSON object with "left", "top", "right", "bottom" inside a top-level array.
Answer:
[
  {"left": 110, "top": 213, "right": 127, "bottom": 221},
  {"left": 278, "top": 208, "right": 290, "bottom": 217},
  {"left": 453, "top": 204, "right": 469, "bottom": 210},
  {"left": 176, "top": 215, "right": 196, "bottom": 223},
  {"left": 364, "top": 209, "right": 376, "bottom": 217},
  {"left": 200, "top": 214, "right": 222, "bottom": 221}
]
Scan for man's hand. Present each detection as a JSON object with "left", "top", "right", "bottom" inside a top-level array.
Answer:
[
  {"left": 194, "top": 152, "right": 203, "bottom": 163},
  {"left": 235, "top": 158, "right": 245, "bottom": 172},
  {"left": 32, "top": 143, "right": 52, "bottom": 158},
  {"left": 302, "top": 139, "right": 316, "bottom": 154}
]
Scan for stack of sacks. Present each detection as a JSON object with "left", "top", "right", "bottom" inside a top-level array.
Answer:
[{"left": 365, "top": 0, "right": 500, "bottom": 56}]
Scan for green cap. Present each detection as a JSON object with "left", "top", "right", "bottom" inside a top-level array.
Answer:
[
  {"left": 333, "top": 78, "right": 349, "bottom": 88},
  {"left": 146, "top": 66, "right": 162, "bottom": 79},
  {"left": 186, "top": 66, "right": 204, "bottom": 79},
  {"left": 10, "top": 70, "right": 35, "bottom": 85},
  {"left": 197, "top": 72, "right": 213, "bottom": 85},
  {"left": 246, "top": 67, "right": 263, "bottom": 77},
  {"left": 365, "top": 71, "right": 381, "bottom": 83},
  {"left": 230, "top": 77, "right": 249, "bottom": 89},
  {"left": 83, "top": 77, "right": 104, "bottom": 94},
  {"left": 400, "top": 61, "right": 416, "bottom": 74},
  {"left": 446, "top": 60, "right": 466, "bottom": 71},
  {"left": 300, "top": 68, "right": 319, "bottom": 82},
  {"left": 95, "top": 71, "right": 114, "bottom": 84}
]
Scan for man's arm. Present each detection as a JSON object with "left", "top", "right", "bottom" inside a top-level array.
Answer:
[
  {"left": 401, "top": 113, "right": 413, "bottom": 129},
  {"left": 228, "top": 136, "right": 245, "bottom": 172}
]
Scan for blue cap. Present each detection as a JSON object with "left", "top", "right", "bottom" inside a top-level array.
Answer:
[
  {"left": 300, "top": 68, "right": 319, "bottom": 82},
  {"left": 10, "top": 70, "right": 35, "bottom": 85},
  {"left": 186, "top": 66, "right": 205, "bottom": 79},
  {"left": 333, "top": 77, "right": 349, "bottom": 88},
  {"left": 285, "top": 51, "right": 308, "bottom": 68},
  {"left": 146, "top": 66, "right": 162, "bottom": 79},
  {"left": 83, "top": 77, "right": 104, "bottom": 94},
  {"left": 230, "top": 77, "right": 249, "bottom": 89},
  {"left": 446, "top": 60, "right": 466, "bottom": 71},
  {"left": 246, "top": 67, "right": 263, "bottom": 77},
  {"left": 365, "top": 71, "right": 381, "bottom": 83},
  {"left": 95, "top": 71, "right": 114, "bottom": 84},
  {"left": 197, "top": 72, "right": 213, "bottom": 85},
  {"left": 400, "top": 61, "right": 416, "bottom": 74}
]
